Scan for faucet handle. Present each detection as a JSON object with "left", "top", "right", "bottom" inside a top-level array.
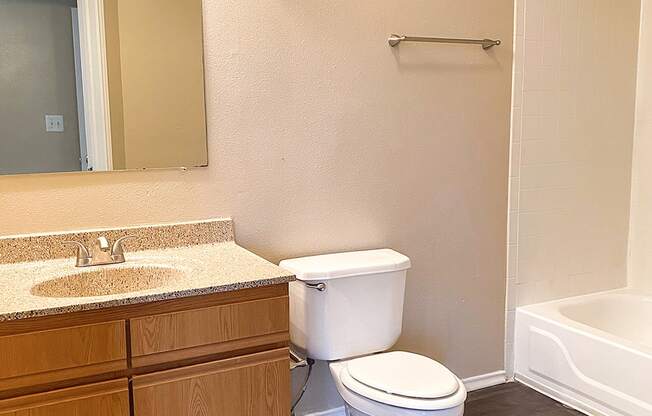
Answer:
[
  {"left": 63, "top": 240, "right": 90, "bottom": 257},
  {"left": 111, "top": 235, "right": 136, "bottom": 258},
  {"left": 63, "top": 241, "right": 91, "bottom": 267}
]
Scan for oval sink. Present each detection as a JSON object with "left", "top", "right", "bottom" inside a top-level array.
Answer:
[{"left": 31, "top": 266, "right": 182, "bottom": 298}]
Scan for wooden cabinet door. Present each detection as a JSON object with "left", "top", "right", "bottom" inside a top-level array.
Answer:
[
  {"left": 130, "top": 296, "right": 289, "bottom": 368},
  {"left": 133, "top": 348, "right": 290, "bottom": 416},
  {"left": 0, "top": 379, "right": 129, "bottom": 416},
  {"left": 0, "top": 321, "right": 127, "bottom": 392}
]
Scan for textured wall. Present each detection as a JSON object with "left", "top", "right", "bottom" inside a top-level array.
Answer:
[
  {"left": 1, "top": 1, "right": 513, "bottom": 412},
  {"left": 629, "top": 0, "right": 652, "bottom": 293},
  {"left": 0, "top": 0, "right": 81, "bottom": 175}
]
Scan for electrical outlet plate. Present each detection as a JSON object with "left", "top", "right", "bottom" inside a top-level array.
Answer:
[{"left": 45, "top": 115, "right": 64, "bottom": 133}]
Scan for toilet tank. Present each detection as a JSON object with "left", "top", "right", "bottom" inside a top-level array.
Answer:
[{"left": 280, "top": 249, "right": 411, "bottom": 361}]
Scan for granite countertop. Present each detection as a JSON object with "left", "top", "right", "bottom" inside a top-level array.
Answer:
[{"left": 0, "top": 241, "right": 295, "bottom": 322}]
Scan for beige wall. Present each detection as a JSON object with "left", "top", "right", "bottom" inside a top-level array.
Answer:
[
  {"left": 0, "top": 0, "right": 81, "bottom": 175},
  {"left": 103, "top": 0, "right": 207, "bottom": 170},
  {"left": 0, "top": 1, "right": 513, "bottom": 410},
  {"left": 629, "top": 0, "right": 652, "bottom": 293}
]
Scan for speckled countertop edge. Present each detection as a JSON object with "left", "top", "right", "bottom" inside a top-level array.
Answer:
[
  {"left": 0, "top": 220, "right": 296, "bottom": 322},
  {"left": 0, "top": 276, "right": 296, "bottom": 322}
]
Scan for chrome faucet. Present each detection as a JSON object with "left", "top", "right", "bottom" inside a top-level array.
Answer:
[{"left": 64, "top": 236, "right": 135, "bottom": 267}]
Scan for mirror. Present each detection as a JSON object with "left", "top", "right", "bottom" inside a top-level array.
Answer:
[{"left": 0, "top": 0, "right": 208, "bottom": 176}]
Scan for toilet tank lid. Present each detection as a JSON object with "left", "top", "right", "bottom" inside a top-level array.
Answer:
[{"left": 279, "top": 249, "right": 411, "bottom": 282}]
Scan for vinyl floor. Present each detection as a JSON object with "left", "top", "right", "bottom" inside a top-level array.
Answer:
[{"left": 465, "top": 382, "right": 585, "bottom": 416}]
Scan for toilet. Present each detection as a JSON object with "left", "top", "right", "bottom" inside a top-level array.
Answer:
[{"left": 280, "top": 249, "right": 466, "bottom": 416}]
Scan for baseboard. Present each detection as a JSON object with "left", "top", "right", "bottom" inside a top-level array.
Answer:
[
  {"left": 303, "top": 406, "right": 346, "bottom": 416},
  {"left": 462, "top": 370, "right": 507, "bottom": 392}
]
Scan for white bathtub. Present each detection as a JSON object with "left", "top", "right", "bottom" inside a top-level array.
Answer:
[{"left": 515, "top": 290, "right": 652, "bottom": 416}]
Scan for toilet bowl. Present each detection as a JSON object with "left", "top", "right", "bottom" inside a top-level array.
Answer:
[
  {"left": 329, "top": 352, "right": 466, "bottom": 416},
  {"left": 280, "top": 249, "right": 467, "bottom": 416}
]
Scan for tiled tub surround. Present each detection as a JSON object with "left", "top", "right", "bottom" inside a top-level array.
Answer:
[
  {"left": 508, "top": 0, "right": 639, "bottom": 308},
  {"left": 505, "top": 0, "right": 640, "bottom": 378},
  {"left": 629, "top": 0, "right": 652, "bottom": 293},
  {"left": 0, "top": 219, "right": 295, "bottom": 321}
]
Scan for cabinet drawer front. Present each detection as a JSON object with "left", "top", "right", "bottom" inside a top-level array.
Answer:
[
  {"left": 133, "top": 349, "right": 290, "bottom": 416},
  {"left": 130, "top": 296, "right": 289, "bottom": 363},
  {"left": 0, "top": 322, "right": 127, "bottom": 392},
  {"left": 0, "top": 379, "right": 129, "bottom": 415}
]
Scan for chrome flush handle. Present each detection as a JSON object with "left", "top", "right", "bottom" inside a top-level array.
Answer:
[{"left": 304, "top": 282, "right": 326, "bottom": 292}]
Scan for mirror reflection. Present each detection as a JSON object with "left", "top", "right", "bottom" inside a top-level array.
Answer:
[{"left": 0, "top": 0, "right": 208, "bottom": 176}]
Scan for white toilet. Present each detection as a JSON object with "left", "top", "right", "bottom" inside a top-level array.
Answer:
[{"left": 280, "top": 249, "right": 466, "bottom": 416}]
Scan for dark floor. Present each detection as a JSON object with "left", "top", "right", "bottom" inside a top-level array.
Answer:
[{"left": 465, "top": 382, "right": 584, "bottom": 416}]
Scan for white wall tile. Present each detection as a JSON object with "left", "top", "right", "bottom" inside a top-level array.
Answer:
[
  {"left": 510, "top": 142, "right": 521, "bottom": 178},
  {"left": 505, "top": 0, "right": 638, "bottom": 375},
  {"left": 629, "top": 0, "right": 652, "bottom": 292},
  {"left": 506, "top": 0, "right": 636, "bottom": 337},
  {"left": 509, "top": 178, "right": 520, "bottom": 211},
  {"left": 513, "top": 71, "right": 524, "bottom": 109},
  {"left": 524, "top": 0, "right": 545, "bottom": 41},
  {"left": 507, "top": 243, "right": 518, "bottom": 278}
]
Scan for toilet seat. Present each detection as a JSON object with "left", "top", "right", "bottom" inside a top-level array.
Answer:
[{"left": 339, "top": 352, "right": 466, "bottom": 411}]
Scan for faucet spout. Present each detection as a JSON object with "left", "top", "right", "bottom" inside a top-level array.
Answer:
[{"left": 97, "top": 236, "right": 110, "bottom": 251}]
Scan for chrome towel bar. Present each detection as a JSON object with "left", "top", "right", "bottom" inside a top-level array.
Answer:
[{"left": 388, "top": 34, "right": 501, "bottom": 50}]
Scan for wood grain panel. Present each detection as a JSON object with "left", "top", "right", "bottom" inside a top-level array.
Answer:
[
  {"left": 0, "top": 379, "right": 129, "bottom": 415},
  {"left": 0, "top": 322, "right": 126, "bottom": 392},
  {"left": 130, "top": 296, "right": 289, "bottom": 359},
  {"left": 0, "top": 285, "right": 288, "bottom": 337},
  {"left": 133, "top": 349, "right": 290, "bottom": 416},
  {"left": 0, "top": 284, "right": 291, "bottom": 409},
  {"left": 131, "top": 331, "right": 289, "bottom": 369}
]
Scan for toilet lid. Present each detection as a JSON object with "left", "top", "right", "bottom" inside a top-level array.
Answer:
[{"left": 346, "top": 352, "right": 459, "bottom": 399}]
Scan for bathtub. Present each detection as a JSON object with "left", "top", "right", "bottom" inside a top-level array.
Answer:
[{"left": 515, "top": 290, "right": 652, "bottom": 416}]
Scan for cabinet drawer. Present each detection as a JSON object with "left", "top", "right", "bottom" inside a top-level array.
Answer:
[
  {"left": 0, "top": 321, "right": 127, "bottom": 392},
  {"left": 0, "top": 379, "right": 129, "bottom": 415},
  {"left": 130, "top": 296, "right": 289, "bottom": 367},
  {"left": 133, "top": 348, "right": 290, "bottom": 416}
]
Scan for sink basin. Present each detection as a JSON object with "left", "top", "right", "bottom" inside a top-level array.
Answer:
[{"left": 31, "top": 266, "right": 182, "bottom": 298}]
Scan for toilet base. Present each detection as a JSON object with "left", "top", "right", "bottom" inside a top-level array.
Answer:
[
  {"left": 344, "top": 403, "right": 371, "bottom": 416},
  {"left": 344, "top": 403, "right": 464, "bottom": 416}
]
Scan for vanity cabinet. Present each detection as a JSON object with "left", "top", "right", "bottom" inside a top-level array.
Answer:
[{"left": 0, "top": 284, "right": 290, "bottom": 416}]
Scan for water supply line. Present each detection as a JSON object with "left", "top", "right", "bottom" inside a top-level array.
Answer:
[{"left": 290, "top": 349, "right": 315, "bottom": 415}]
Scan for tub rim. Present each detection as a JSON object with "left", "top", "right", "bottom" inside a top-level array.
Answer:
[{"left": 517, "top": 288, "right": 652, "bottom": 359}]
